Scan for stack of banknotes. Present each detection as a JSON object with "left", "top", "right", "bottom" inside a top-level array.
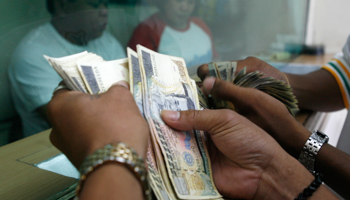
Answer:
[
  {"left": 206, "top": 61, "right": 299, "bottom": 115},
  {"left": 45, "top": 45, "right": 224, "bottom": 200}
]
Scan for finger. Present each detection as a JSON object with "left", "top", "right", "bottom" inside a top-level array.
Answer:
[
  {"left": 203, "top": 77, "right": 256, "bottom": 108},
  {"left": 161, "top": 109, "right": 239, "bottom": 135},
  {"left": 52, "top": 82, "right": 71, "bottom": 96},
  {"left": 111, "top": 80, "right": 130, "bottom": 90},
  {"left": 107, "top": 81, "right": 134, "bottom": 102},
  {"left": 197, "top": 64, "right": 209, "bottom": 81}
]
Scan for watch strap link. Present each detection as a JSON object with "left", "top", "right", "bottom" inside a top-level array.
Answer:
[{"left": 298, "top": 130, "right": 329, "bottom": 173}]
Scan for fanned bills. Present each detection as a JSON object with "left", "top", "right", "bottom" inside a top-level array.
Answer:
[
  {"left": 44, "top": 52, "right": 128, "bottom": 94},
  {"left": 207, "top": 61, "right": 299, "bottom": 115}
]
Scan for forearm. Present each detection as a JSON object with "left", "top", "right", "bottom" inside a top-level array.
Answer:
[
  {"left": 276, "top": 125, "right": 350, "bottom": 199},
  {"left": 315, "top": 144, "right": 350, "bottom": 199},
  {"left": 80, "top": 163, "right": 144, "bottom": 200},
  {"left": 286, "top": 69, "right": 344, "bottom": 111},
  {"left": 254, "top": 151, "right": 338, "bottom": 200}
]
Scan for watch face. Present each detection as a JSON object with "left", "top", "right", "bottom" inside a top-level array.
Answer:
[{"left": 315, "top": 130, "right": 329, "bottom": 143}]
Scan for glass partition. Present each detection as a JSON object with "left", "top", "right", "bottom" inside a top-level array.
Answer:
[{"left": 0, "top": 0, "right": 308, "bottom": 145}]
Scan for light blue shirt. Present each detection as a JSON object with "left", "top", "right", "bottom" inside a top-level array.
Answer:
[{"left": 8, "top": 23, "right": 126, "bottom": 137}]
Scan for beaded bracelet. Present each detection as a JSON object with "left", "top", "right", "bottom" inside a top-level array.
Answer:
[
  {"left": 76, "top": 142, "right": 151, "bottom": 200},
  {"left": 294, "top": 172, "right": 323, "bottom": 200}
]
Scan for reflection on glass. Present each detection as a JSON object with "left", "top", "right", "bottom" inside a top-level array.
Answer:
[
  {"left": 35, "top": 153, "right": 79, "bottom": 179},
  {"left": 7, "top": 0, "right": 126, "bottom": 137},
  {"left": 128, "top": 0, "right": 215, "bottom": 70},
  {"left": 0, "top": 0, "right": 309, "bottom": 145}
]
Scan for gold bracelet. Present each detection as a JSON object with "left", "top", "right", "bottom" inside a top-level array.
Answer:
[{"left": 76, "top": 143, "right": 150, "bottom": 200}]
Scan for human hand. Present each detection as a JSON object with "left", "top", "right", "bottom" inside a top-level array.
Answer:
[
  {"left": 47, "top": 82, "right": 149, "bottom": 169},
  {"left": 197, "top": 57, "right": 288, "bottom": 85},
  {"left": 161, "top": 109, "right": 313, "bottom": 199},
  {"left": 202, "top": 77, "right": 310, "bottom": 158}
]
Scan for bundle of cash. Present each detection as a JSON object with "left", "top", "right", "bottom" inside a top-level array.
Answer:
[
  {"left": 207, "top": 61, "right": 299, "bottom": 115},
  {"left": 44, "top": 52, "right": 129, "bottom": 94},
  {"left": 44, "top": 46, "right": 223, "bottom": 200}
]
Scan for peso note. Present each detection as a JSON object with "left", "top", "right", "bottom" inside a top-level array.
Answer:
[
  {"left": 77, "top": 58, "right": 128, "bottom": 94},
  {"left": 137, "top": 45, "right": 221, "bottom": 199}
]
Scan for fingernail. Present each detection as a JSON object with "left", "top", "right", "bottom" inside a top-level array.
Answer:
[
  {"left": 113, "top": 81, "right": 129, "bottom": 89},
  {"left": 203, "top": 77, "right": 216, "bottom": 94},
  {"left": 161, "top": 110, "right": 180, "bottom": 121}
]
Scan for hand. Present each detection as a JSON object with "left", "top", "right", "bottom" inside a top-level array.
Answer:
[
  {"left": 161, "top": 109, "right": 316, "bottom": 199},
  {"left": 197, "top": 57, "right": 288, "bottom": 84},
  {"left": 202, "top": 77, "right": 311, "bottom": 158},
  {"left": 47, "top": 82, "right": 150, "bottom": 168}
]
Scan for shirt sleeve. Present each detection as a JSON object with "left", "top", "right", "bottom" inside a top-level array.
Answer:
[
  {"left": 322, "top": 52, "right": 350, "bottom": 109},
  {"left": 128, "top": 23, "right": 160, "bottom": 52}
]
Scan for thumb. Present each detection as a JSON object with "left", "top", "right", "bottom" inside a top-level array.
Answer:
[
  {"left": 161, "top": 109, "right": 239, "bottom": 135},
  {"left": 203, "top": 77, "right": 258, "bottom": 110}
]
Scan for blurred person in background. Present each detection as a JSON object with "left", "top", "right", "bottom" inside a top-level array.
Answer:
[
  {"left": 8, "top": 0, "right": 126, "bottom": 137},
  {"left": 128, "top": 0, "right": 217, "bottom": 70}
]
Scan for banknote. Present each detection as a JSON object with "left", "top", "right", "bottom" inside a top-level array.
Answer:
[
  {"left": 147, "top": 137, "right": 172, "bottom": 200},
  {"left": 44, "top": 52, "right": 103, "bottom": 92},
  {"left": 206, "top": 61, "right": 299, "bottom": 115},
  {"left": 77, "top": 58, "right": 128, "bottom": 94},
  {"left": 127, "top": 47, "right": 144, "bottom": 115},
  {"left": 137, "top": 45, "right": 221, "bottom": 199},
  {"left": 128, "top": 47, "right": 173, "bottom": 200}
]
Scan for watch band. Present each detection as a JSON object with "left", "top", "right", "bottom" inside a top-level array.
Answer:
[
  {"left": 298, "top": 130, "right": 329, "bottom": 173},
  {"left": 77, "top": 143, "right": 150, "bottom": 200}
]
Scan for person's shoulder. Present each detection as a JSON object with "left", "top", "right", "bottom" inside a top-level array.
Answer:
[
  {"left": 12, "top": 23, "right": 56, "bottom": 55},
  {"left": 137, "top": 13, "right": 165, "bottom": 30},
  {"left": 190, "top": 17, "right": 210, "bottom": 29},
  {"left": 20, "top": 23, "right": 55, "bottom": 43}
]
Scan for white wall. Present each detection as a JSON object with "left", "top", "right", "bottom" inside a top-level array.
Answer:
[{"left": 306, "top": 0, "right": 350, "bottom": 53}]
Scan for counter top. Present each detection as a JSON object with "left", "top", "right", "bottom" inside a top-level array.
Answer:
[{"left": 0, "top": 129, "right": 76, "bottom": 200}]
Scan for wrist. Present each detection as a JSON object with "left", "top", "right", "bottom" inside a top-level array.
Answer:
[
  {"left": 285, "top": 123, "right": 311, "bottom": 158},
  {"left": 268, "top": 114, "right": 311, "bottom": 158},
  {"left": 77, "top": 143, "right": 150, "bottom": 199},
  {"left": 80, "top": 163, "right": 144, "bottom": 200},
  {"left": 253, "top": 150, "right": 314, "bottom": 200}
]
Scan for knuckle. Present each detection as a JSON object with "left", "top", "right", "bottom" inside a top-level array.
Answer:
[
  {"left": 220, "top": 109, "right": 237, "bottom": 122},
  {"left": 109, "top": 85, "right": 133, "bottom": 100},
  {"left": 187, "top": 109, "right": 201, "bottom": 121},
  {"left": 246, "top": 56, "right": 259, "bottom": 62},
  {"left": 213, "top": 80, "right": 230, "bottom": 99}
]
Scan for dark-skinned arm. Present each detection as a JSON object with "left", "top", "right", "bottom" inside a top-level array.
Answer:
[
  {"left": 162, "top": 109, "right": 338, "bottom": 200},
  {"left": 202, "top": 77, "right": 350, "bottom": 199},
  {"left": 197, "top": 57, "right": 346, "bottom": 111},
  {"left": 286, "top": 69, "right": 345, "bottom": 111}
]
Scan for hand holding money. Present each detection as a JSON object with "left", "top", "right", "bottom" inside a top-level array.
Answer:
[
  {"left": 48, "top": 82, "right": 149, "bottom": 169},
  {"left": 197, "top": 57, "right": 288, "bottom": 85},
  {"left": 201, "top": 77, "right": 308, "bottom": 158},
  {"left": 161, "top": 108, "right": 304, "bottom": 199},
  {"left": 200, "top": 59, "right": 298, "bottom": 115}
]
